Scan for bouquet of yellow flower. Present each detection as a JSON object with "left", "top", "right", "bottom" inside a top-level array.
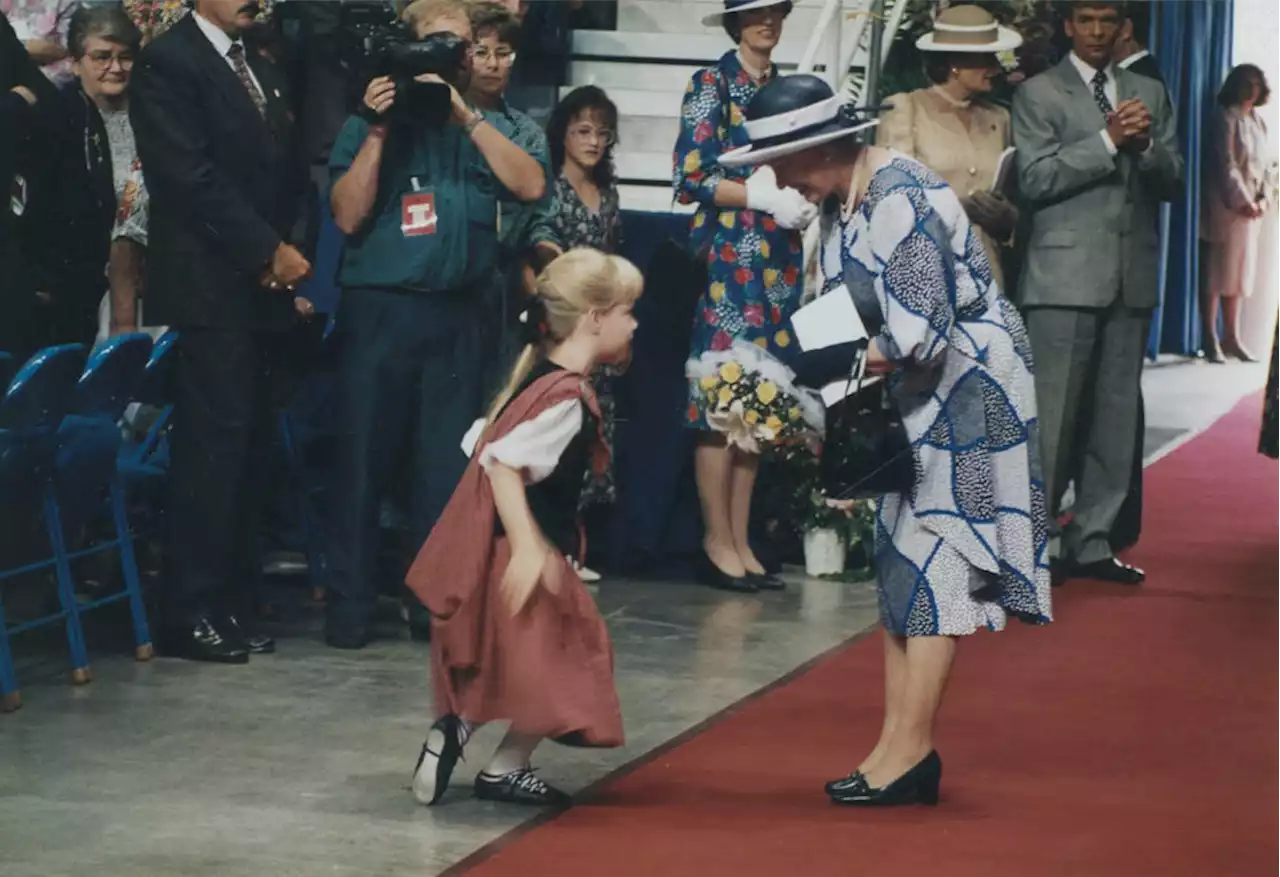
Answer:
[{"left": 688, "top": 341, "right": 824, "bottom": 454}]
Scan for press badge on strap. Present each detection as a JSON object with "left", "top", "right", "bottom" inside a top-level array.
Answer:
[{"left": 401, "top": 183, "right": 437, "bottom": 237}]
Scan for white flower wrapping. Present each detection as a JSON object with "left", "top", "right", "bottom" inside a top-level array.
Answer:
[{"left": 687, "top": 341, "right": 826, "bottom": 454}]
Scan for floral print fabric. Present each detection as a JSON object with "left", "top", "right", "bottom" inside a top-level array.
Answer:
[{"left": 673, "top": 50, "right": 804, "bottom": 431}]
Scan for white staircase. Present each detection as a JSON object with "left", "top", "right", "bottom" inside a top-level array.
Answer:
[{"left": 566, "top": 0, "right": 911, "bottom": 212}]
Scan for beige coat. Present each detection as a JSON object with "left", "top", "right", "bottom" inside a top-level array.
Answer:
[
  {"left": 877, "top": 89, "right": 1013, "bottom": 289},
  {"left": 1202, "top": 106, "right": 1271, "bottom": 298}
]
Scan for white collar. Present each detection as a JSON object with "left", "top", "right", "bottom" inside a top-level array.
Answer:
[
  {"left": 1117, "top": 49, "right": 1149, "bottom": 70},
  {"left": 193, "top": 11, "right": 243, "bottom": 59},
  {"left": 1068, "top": 51, "right": 1115, "bottom": 87}
]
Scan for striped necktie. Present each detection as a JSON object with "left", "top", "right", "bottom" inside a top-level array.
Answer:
[{"left": 226, "top": 42, "right": 266, "bottom": 118}]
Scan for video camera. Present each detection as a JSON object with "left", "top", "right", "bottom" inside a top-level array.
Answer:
[{"left": 338, "top": 1, "right": 472, "bottom": 126}]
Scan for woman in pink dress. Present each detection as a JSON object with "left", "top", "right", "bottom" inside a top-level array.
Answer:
[{"left": 1202, "top": 64, "right": 1272, "bottom": 363}]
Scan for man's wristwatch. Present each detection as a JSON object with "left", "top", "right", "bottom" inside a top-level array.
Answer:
[{"left": 464, "top": 111, "right": 485, "bottom": 135}]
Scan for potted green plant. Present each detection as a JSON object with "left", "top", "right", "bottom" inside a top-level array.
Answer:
[{"left": 778, "top": 446, "right": 876, "bottom": 577}]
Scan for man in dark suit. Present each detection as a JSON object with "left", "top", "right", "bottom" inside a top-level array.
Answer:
[
  {"left": 1106, "top": 1, "right": 1165, "bottom": 555},
  {"left": 130, "top": 0, "right": 312, "bottom": 663},
  {"left": 1, "top": 11, "right": 58, "bottom": 361}
]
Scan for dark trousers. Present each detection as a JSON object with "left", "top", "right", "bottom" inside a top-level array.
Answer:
[
  {"left": 324, "top": 286, "right": 484, "bottom": 629},
  {"left": 166, "top": 327, "right": 302, "bottom": 624}
]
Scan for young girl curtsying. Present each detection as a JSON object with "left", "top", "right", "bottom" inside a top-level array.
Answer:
[{"left": 406, "top": 247, "right": 641, "bottom": 807}]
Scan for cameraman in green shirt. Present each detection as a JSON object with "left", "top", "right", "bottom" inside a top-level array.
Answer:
[{"left": 324, "top": 0, "right": 545, "bottom": 649}]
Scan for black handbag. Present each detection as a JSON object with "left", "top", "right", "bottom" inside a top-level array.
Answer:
[
  {"left": 820, "top": 348, "right": 915, "bottom": 501},
  {"left": 792, "top": 260, "right": 915, "bottom": 501}
]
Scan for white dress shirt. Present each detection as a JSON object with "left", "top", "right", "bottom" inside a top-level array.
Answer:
[{"left": 192, "top": 11, "right": 266, "bottom": 100}]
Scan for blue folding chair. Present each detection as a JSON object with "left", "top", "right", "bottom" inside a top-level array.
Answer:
[
  {"left": 0, "top": 344, "right": 91, "bottom": 712},
  {"left": 48, "top": 334, "right": 156, "bottom": 683},
  {"left": 117, "top": 330, "right": 178, "bottom": 482},
  {"left": 0, "top": 352, "right": 15, "bottom": 392}
]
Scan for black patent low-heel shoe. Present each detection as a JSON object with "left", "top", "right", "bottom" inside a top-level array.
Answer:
[
  {"left": 697, "top": 552, "right": 757, "bottom": 593},
  {"left": 824, "top": 770, "right": 867, "bottom": 796},
  {"left": 830, "top": 751, "right": 942, "bottom": 807}
]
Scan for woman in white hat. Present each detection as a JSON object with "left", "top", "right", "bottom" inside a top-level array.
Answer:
[
  {"left": 877, "top": 5, "right": 1022, "bottom": 292},
  {"left": 673, "top": 0, "right": 816, "bottom": 594},
  {"left": 720, "top": 74, "right": 1052, "bottom": 807}
]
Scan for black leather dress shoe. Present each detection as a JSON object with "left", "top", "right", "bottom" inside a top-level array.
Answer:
[
  {"left": 325, "top": 625, "right": 372, "bottom": 650},
  {"left": 226, "top": 615, "right": 275, "bottom": 655},
  {"left": 748, "top": 572, "right": 786, "bottom": 591},
  {"left": 163, "top": 616, "right": 249, "bottom": 664},
  {"left": 1067, "top": 557, "right": 1145, "bottom": 585},
  {"left": 474, "top": 768, "right": 571, "bottom": 807},
  {"left": 830, "top": 751, "right": 942, "bottom": 807},
  {"left": 697, "top": 554, "right": 757, "bottom": 594}
]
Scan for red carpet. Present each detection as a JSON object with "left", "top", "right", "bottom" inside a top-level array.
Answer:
[{"left": 455, "top": 394, "right": 1279, "bottom": 877}]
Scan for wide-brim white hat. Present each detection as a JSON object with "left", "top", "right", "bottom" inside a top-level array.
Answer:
[
  {"left": 915, "top": 5, "right": 1023, "bottom": 54},
  {"left": 702, "top": 0, "right": 796, "bottom": 29},
  {"left": 718, "top": 74, "right": 882, "bottom": 168}
]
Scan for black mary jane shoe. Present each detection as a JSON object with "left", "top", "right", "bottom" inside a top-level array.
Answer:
[
  {"left": 412, "top": 715, "right": 465, "bottom": 806},
  {"left": 830, "top": 751, "right": 942, "bottom": 807},
  {"left": 474, "top": 767, "right": 572, "bottom": 808},
  {"left": 824, "top": 770, "right": 866, "bottom": 796},
  {"left": 697, "top": 553, "right": 757, "bottom": 594}
]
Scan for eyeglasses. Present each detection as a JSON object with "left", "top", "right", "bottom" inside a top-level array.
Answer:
[
  {"left": 472, "top": 47, "right": 517, "bottom": 67},
  {"left": 84, "top": 50, "right": 134, "bottom": 69},
  {"left": 568, "top": 124, "right": 616, "bottom": 146},
  {"left": 83, "top": 50, "right": 133, "bottom": 69}
]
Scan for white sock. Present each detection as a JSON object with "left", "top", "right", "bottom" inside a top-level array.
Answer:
[{"left": 481, "top": 730, "right": 541, "bottom": 778}]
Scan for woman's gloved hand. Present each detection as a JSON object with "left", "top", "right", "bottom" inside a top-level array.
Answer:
[{"left": 745, "top": 165, "right": 819, "bottom": 230}]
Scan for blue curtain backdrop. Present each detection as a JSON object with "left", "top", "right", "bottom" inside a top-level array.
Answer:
[{"left": 1149, "top": 0, "right": 1235, "bottom": 357}]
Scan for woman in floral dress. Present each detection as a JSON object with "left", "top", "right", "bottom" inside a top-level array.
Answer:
[
  {"left": 530, "top": 85, "right": 623, "bottom": 581},
  {"left": 673, "top": 0, "right": 816, "bottom": 594}
]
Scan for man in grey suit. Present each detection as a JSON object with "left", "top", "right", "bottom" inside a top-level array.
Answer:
[{"left": 1013, "top": 0, "right": 1182, "bottom": 585}]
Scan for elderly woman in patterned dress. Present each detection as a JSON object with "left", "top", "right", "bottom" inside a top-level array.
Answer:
[
  {"left": 721, "top": 74, "right": 1052, "bottom": 807},
  {"left": 673, "top": 0, "right": 817, "bottom": 594}
]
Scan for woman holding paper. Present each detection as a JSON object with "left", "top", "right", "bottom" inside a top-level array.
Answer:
[
  {"left": 720, "top": 73, "right": 1052, "bottom": 808},
  {"left": 876, "top": 5, "right": 1020, "bottom": 291}
]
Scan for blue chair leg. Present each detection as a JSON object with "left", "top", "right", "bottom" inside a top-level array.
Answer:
[
  {"left": 0, "top": 596, "right": 21, "bottom": 712},
  {"left": 42, "top": 484, "right": 91, "bottom": 685},
  {"left": 109, "top": 479, "right": 153, "bottom": 661}
]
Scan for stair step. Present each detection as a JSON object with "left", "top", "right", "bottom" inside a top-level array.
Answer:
[
  {"left": 619, "top": 183, "right": 695, "bottom": 214},
  {"left": 614, "top": 151, "right": 674, "bottom": 183},
  {"left": 559, "top": 85, "right": 683, "bottom": 120},
  {"left": 617, "top": 0, "right": 868, "bottom": 37},
  {"left": 572, "top": 29, "right": 869, "bottom": 69},
  {"left": 568, "top": 60, "right": 709, "bottom": 95},
  {"left": 618, "top": 115, "right": 680, "bottom": 155}
]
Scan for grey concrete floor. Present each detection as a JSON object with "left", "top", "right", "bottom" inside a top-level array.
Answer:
[{"left": 0, "top": 357, "right": 1267, "bottom": 877}]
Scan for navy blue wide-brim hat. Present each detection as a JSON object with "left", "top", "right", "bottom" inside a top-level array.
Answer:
[
  {"left": 701, "top": 0, "right": 796, "bottom": 28},
  {"left": 719, "top": 74, "right": 883, "bottom": 168}
]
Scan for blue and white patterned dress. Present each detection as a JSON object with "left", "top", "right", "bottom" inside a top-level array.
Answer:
[{"left": 820, "top": 156, "right": 1053, "bottom": 637}]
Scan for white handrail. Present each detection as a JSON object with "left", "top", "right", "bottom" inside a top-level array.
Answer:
[{"left": 796, "top": 0, "right": 842, "bottom": 77}]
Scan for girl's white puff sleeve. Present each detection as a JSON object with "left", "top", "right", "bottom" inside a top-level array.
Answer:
[{"left": 459, "top": 400, "right": 584, "bottom": 484}]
